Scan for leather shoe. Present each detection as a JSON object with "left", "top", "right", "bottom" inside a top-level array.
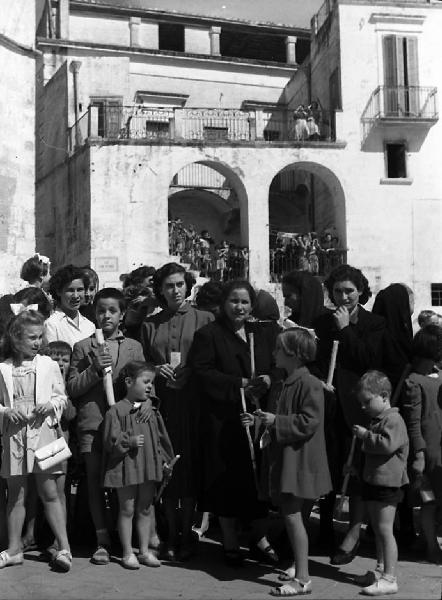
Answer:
[
  {"left": 223, "top": 548, "right": 244, "bottom": 567},
  {"left": 330, "top": 540, "right": 360, "bottom": 566}
]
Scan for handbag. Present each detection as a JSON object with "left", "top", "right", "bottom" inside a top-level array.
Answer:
[{"left": 35, "top": 423, "right": 72, "bottom": 471}]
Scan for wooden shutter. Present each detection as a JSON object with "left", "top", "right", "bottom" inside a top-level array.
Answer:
[
  {"left": 106, "top": 100, "right": 122, "bottom": 139},
  {"left": 405, "top": 37, "right": 419, "bottom": 115},
  {"left": 383, "top": 35, "right": 398, "bottom": 114}
]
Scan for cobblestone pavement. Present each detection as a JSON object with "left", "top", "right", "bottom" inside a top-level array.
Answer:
[{"left": 1, "top": 522, "right": 441, "bottom": 600}]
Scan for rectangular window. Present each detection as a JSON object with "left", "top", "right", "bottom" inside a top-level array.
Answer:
[
  {"left": 90, "top": 97, "right": 123, "bottom": 138},
  {"left": 158, "top": 23, "right": 185, "bottom": 52},
  {"left": 386, "top": 143, "right": 406, "bottom": 178},
  {"left": 383, "top": 35, "right": 419, "bottom": 116},
  {"left": 431, "top": 283, "right": 442, "bottom": 306},
  {"left": 145, "top": 120, "right": 170, "bottom": 139},
  {"left": 264, "top": 130, "right": 280, "bottom": 141}
]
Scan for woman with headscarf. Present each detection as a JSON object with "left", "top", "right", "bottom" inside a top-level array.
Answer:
[
  {"left": 281, "top": 271, "right": 325, "bottom": 328},
  {"left": 372, "top": 283, "right": 414, "bottom": 393}
]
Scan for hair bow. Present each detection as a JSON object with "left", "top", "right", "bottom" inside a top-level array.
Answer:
[
  {"left": 35, "top": 253, "right": 50, "bottom": 265},
  {"left": 10, "top": 303, "right": 39, "bottom": 316}
]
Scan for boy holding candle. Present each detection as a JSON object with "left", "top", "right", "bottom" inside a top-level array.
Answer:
[{"left": 67, "top": 288, "right": 145, "bottom": 564}]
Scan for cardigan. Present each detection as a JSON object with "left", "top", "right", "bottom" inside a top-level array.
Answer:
[{"left": 0, "top": 354, "right": 67, "bottom": 433}]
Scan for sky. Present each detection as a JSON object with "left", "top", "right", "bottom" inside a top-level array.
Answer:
[{"left": 77, "top": 0, "right": 324, "bottom": 30}]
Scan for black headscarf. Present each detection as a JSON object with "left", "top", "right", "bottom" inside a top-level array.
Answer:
[
  {"left": 282, "top": 271, "right": 325, "bottom": 328},
  {"left": 372, "top": 283, "right": 413, "bottom": 388}
]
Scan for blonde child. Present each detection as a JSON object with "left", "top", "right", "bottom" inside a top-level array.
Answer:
[
  {"left": 353, "top": 371, "right": 409, "bottom": 596},
  {"left": 102, "top": 360, "right": 174, "bottom": 570},
  {"left": 244, "top": 327, "right": 332, "bottom": 596},
  {"left": 21, "top": 340, "right": 76, "bottom": 554},
  {"left": 0, "top": 311, "right": 71, "bottom": 571}
]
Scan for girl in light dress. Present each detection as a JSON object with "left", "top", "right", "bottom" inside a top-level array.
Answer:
[{"left": 0, "top": 310, "right": 71, "bottom": 572}]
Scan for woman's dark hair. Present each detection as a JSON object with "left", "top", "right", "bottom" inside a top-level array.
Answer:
[
  {"left": 48, "top": 265, "right": 87, "bottom": 304},
  {"left": 20, "top": 255, "right": 49, "bottom": 284},
  {"left": 14, "top": 287, "right": 52, "bottom": 320},
  {"left": 81, "top": 266, "right": 99, "bottom": 288},
  {"left": 1, "top": 310, "right": 45, "bottom": 361},
  {"left": 324, "top": 264, "right": 372, "bottom": 306},
  {"left": 124, "top": 265, "right": 156, "bottom": 289},
  {"left": 412, "top": 324, "right": 442, "bottom": 362},
  {"left": 152, "top": 263, "right": 194, "bottom": 307},
  {"left": 219, "top": 280, "right": 256, "bottom": 313},
  {"left": 93, "top": 287, "right": 127, "bottom": 311},
  {"left": 195, "top": 281, "right": 224, "bottom": 314}
]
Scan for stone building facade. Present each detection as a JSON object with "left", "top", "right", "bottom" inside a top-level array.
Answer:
[
  {"left": 35, "top": 0, "right": 442, "bottom": 316},
  {"left": 0, "top": 1, "right": 37, "bottom": 291}
]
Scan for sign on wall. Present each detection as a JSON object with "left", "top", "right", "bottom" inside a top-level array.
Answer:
[{"left": 94, "top": 257, "right": 119, "bottom": 272}]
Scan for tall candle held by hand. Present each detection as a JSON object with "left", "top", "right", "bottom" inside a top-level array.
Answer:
[{"left": 95, "top": 328, "right": 115, "bottom": 407}]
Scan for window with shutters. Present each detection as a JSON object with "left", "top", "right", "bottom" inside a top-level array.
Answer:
[
  {"left": 382, "top": 35, "right": 419, "bottom": 116},
  {"left": 385, "top": 142, "right": 407, "bottom": 178},
  {"left": 90, "top": 97, "right": 123, "bottom": 138}
]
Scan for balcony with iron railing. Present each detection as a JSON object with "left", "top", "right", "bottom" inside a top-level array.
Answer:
[
  {"left": 361, "top": 85, "right": 438, "bottom": 142},
  {"left": 68, "top": 104, "right": 338, "bottom": 153}
]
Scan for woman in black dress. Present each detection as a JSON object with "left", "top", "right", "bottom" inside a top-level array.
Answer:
[{"left": 190, "top": 280, "right": 279, "bottom": 566}]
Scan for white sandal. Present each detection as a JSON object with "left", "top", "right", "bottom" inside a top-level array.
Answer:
[
  {"left": 53, "top": 549, "right": 72, "bottom": 572},
  {"left": 0, "top": 550, "right": 24, "bottom": 569}
]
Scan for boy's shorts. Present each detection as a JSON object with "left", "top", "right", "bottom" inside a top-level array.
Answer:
[
  {"left": 362, "top": 481, "right": 403, "bottom": 504},
  {"left": 79, "top": 429, "right": 103, "bottom": 455}
]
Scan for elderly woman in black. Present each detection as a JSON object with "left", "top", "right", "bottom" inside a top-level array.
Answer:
[
  {"left": 190, "top": 280, "right": 279, "bottom": 566},
  {"left": 314, "top": 265, "right": 386, "bottom": 565},
  {"left": 141, "top": 263, "right": 213, "bottom": 561}
]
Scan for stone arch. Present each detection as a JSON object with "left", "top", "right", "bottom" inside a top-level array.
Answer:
[
  {"left": 268, "top": 161, "right": 346, "bottom": 279},
  {"left": 167, "top": 159, "right": 249, "bottom": 249}
]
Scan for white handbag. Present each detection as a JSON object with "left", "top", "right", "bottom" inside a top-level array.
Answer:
[{"left": 35, "top": 426, "right": 72, "bottom": 471}]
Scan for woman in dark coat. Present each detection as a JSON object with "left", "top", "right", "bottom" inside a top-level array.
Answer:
[
  {"left": 313, "top": 265, "right": 386, "bottom": 564},
  {"left": 190, "top": 280, "right": 279, "bottom": 566},
  {"left": 372, "top": 283, "right": 414, "bottom": 392},
  {"left": 141, "top": 263, "right": 213, "bottom": 561}
]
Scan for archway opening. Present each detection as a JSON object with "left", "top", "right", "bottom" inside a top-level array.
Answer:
[
  {"left": 268, "top": 162, "right": 347, "bottom": 282},
  {"left": 168, "top": 161, "right": 248, "bottom": 280}
]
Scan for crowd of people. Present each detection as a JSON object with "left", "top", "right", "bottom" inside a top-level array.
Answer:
[
  {"left": 270, "top": 230, "right": 346, "bottom": 281},
  {"left": 169, "top": 218, "right": 248, "bottom": 280},
  {"left": 0, "top": 253, "right": 441, "bottom": 597}
]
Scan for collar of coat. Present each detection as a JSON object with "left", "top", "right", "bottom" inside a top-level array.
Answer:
[{"left": 283, "top": 366, "right": 310, "bottom": 386}]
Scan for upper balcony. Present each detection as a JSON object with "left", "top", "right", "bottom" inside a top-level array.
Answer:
[
  {"left": 68, "top": 104, "right": 338, "bottom": 153},
  {"left": 361, "top": 85, "right": 438, "bottom": 143}
]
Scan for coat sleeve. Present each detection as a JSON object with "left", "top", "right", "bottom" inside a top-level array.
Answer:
[
  {"left": 103, "top": 408, "right": 131, "bottom": 457},
  {"left": 131, "top": 340, "right": 145, "bottom": 363},
  {"left": 190, "top": 327, "right": 243, "bottom": 404},
  {"left": 67, "top": 340, "right": 102, "bottom": 399},
  {"left": 336, "top": 315, "right": 385, "bottom": 373},
  {"left": 275, "top": 377, "right": 323, "bottom": 445},
  {"left": 362, "top": 415, "right": 407, "bottom": 455},
  {"left": 401, "top": 379, "right": 425, "bottom": 454}
]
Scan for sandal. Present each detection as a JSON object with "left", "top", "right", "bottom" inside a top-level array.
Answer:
[
  {"left": 250, "top": 543, "right": 280, "bottom": 565},
  {"left": 138, "top": 551, "right": 161, "bottom": 567},
  {"left": 53, "top": 549, "right": 72, "bottom": 573},
  {"left": 91, "top": 545, "right": 110, "bottom": 565},
  {"left": 121, "top": 553, "right": 140, "bottom": 570},
  {"left": 21, "top": 539, "right": 38, "bottom": 553},
  {"left": 278, "top": 568, "right": 297, "bottom": 582},
  {"left": 0, "top": 550, "right": 24, "bottom": 569},
  {"left": 269, "top": 580, "right": 312, "bottom": 596}
]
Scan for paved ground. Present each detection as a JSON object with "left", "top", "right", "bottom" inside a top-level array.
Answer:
[{"left": 1, "top": 516, "right": 441, "bottom": 600}]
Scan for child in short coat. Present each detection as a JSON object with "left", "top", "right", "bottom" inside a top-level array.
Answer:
[
  {"left": 244, "top": 327, "right": 332, "bottom": 596},
  {"left": 353, "top": 370, "right": 409, "bottom": 596},
  {"left": 102, "top": 361, "right": 174, "bottom": 569}
]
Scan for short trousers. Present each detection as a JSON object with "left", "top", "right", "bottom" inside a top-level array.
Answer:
[
  {"left": 361, "top": 481, "right": 403, "bottom": 504},
  {"left": 79, "top": 429, "right": 103, "bottom": 455}
]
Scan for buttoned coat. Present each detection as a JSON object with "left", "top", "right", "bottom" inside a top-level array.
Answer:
[{"left": 265, "top": 366, "right": 332, "bottom": 501}]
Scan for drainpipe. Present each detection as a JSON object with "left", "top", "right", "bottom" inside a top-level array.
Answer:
[{"left": 70, "top": 60, "right": 82, "bottom": 147}]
